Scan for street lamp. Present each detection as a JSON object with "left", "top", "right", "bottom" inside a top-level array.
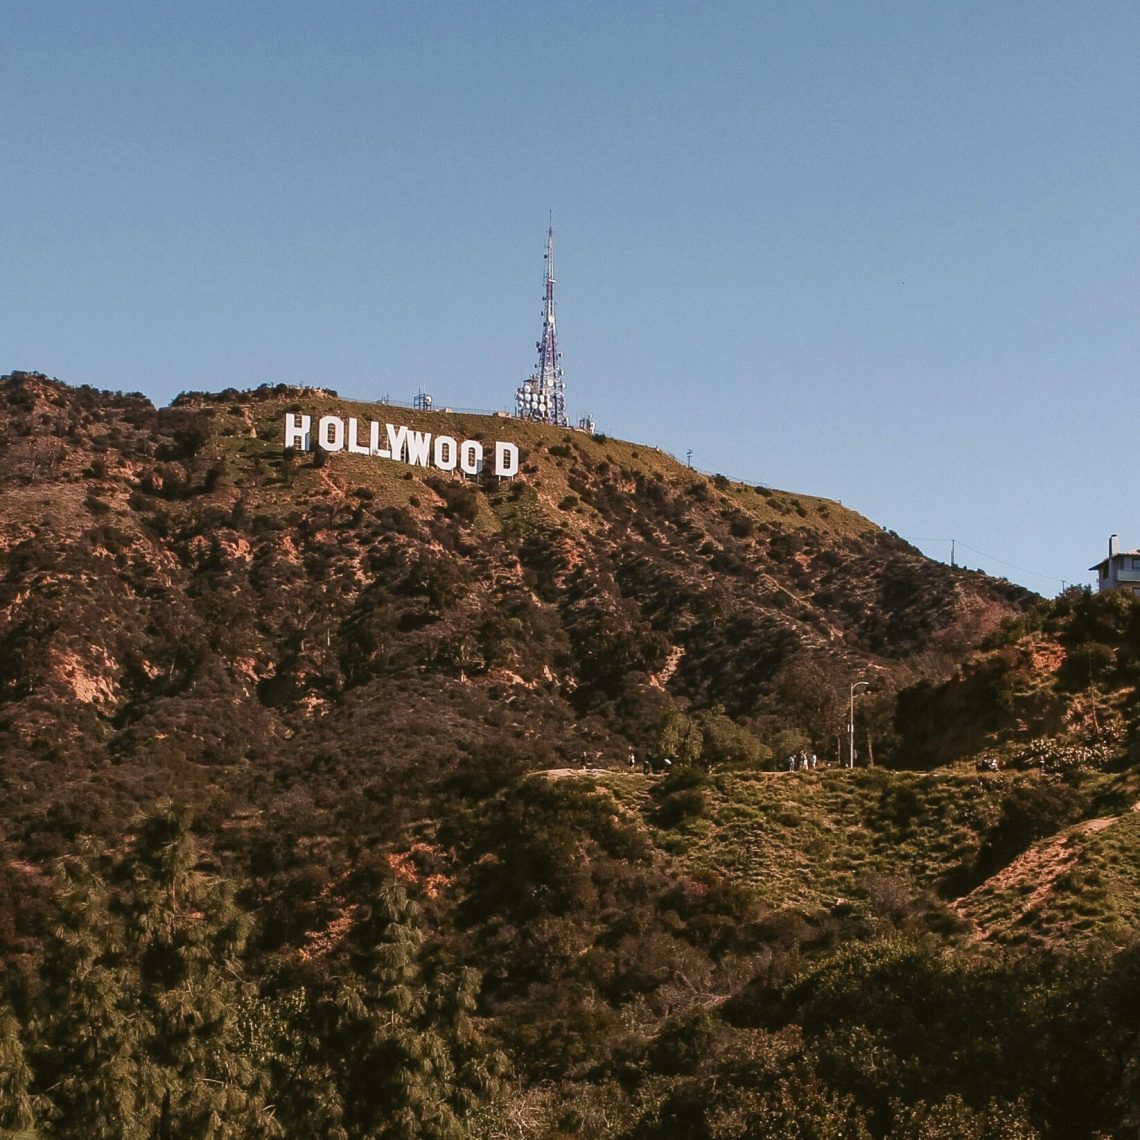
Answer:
[{"left": 848, "top": 680, "right": 870, "bottom": 768}]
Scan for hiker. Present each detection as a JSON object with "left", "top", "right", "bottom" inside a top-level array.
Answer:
[
  {"left": 642, "top": 756, "right": 652, "bottom": 775},
  {"left": 787, "top": 755, "right": 796, "bottom": 772},
  {"left": 628, "top": 749, "right": 637, "bottom": 770}
]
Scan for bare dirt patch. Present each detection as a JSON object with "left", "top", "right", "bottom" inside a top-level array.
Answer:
[{"left": 958, "top": 805, "right": 1135, "bottom": 943}]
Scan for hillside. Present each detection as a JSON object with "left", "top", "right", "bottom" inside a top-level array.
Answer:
[
  {"left": 0, "top": 372, "right": 1029, "bottom": 849},
  {"left": 2, "top": 371, "right": 1138, "bottom": 1139}
]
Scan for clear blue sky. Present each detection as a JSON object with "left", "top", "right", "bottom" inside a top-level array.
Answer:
[{"left": 4, "top": 2, "right": 1138, "bottom": 594}]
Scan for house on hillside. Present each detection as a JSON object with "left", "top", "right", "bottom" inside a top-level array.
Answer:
[{"left": 1090, "top": 534, "right": 1140, "bottom": 595}]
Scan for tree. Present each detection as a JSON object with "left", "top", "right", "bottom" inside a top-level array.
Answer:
[
  {"left": 0, "top": 1000, "right": 37, "bottom": 1132},
  {"left": 772, "top": 659, "right": 846, "bottom": 748},
  {"left": 281, "top": 444, "right": 298, "bottom": 486},
  {"left": 125, "top": 807, "right": 275, "bottom": 1137},
  {"left": 34, "top": 845, "right": 152, "bottom": 1138},
  {"left": 696, "top": 706, "right": 769, "bottom": 768},
  {"left": 658, "top": 711, "right": 704, "bottom": 763},
  {"left": 33, "top": 809, "right": 278, "bottom": 1138},
  {"left": 268, "top": 885, "right": 507, "bottom": 1139}
]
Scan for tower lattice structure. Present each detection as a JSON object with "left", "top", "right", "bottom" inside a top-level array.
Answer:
[{"left": 515, "top": 225, "right": 567, "bottom": 426}]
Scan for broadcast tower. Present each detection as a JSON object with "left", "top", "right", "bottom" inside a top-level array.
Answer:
[{"left": 515, "top": 225, "right": 567, "bottom": 426}]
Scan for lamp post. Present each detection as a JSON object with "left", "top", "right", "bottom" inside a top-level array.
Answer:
[{"left": 848, "top": 680, "right": 869, "bottom": 768}]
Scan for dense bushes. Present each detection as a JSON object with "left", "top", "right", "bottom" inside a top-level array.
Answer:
[
  {"left": 0, "top": 808, "right": 510, "bottom": 1137},
  {"left": 1, "top": 780, "right": 1138, "bottom": 1138},
  {"left": 718, "top": 935, "right": 1140, "bottom": 1140},
  {"left": 894, "top": 590, "right": 1140, "bottom": 772}
]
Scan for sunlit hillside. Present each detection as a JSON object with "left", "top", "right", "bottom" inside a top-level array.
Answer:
[{"left": 1, "top": 371, "right": 1137, "bottom": 1139}]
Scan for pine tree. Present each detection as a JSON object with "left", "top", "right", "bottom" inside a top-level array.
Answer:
[
  {"left": 34, "top": 808, "right": 279, "bottom": 1138},
  {"left": 122, "top": 805, "right": 279, "bottom": 1138},
  {"left": 35, "top": 846, "right": 153, "bottom": 1138},
  {"left": 0, "top": 1000, "right": 37, "bottom": 1132},
  {"left": 274, "top": 885, "right": 507, "bottom": 1139}
]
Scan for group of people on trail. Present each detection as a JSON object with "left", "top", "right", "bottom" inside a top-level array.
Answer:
[
  {"left": 627, "top": 749, "right": 673, "bottom": 775},
  {"left": 576, "top": 750, "right": 675, "bottom": 774},
  {"left": 577, "top": 746, "right": 827, "bottom": 775},
  {"left": 786, "top": 751, "right": 818, "bottom": 771}
]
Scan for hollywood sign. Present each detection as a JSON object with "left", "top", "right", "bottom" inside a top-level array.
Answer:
[{"left": 283, "top": 413, "right": 519, "bottom": 477}]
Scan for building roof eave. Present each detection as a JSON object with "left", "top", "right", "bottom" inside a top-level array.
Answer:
[{"left": 1089, "top": 551, "right": 1140, "bottom": 572}]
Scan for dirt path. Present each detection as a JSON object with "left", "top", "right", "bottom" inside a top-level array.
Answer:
[
  {"left": 650, "top": 645, "right": 685, "bottom": 689},
  {"left": 544, "top": 767, "right": 618, "bottom": 780},
  {"left": 238, "top": 405, "right": 258, "bottom": 438}
]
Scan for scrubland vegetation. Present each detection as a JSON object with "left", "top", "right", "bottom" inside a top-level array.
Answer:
[{"left": 0, "top": 373, "right": 1137, "bottom": 1137}]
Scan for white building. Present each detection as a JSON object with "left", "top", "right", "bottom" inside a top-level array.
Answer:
[{"left": 1089, "top": 534, "right": 1140, "bottom": 595}]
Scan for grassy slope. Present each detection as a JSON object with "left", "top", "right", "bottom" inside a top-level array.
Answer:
[
  {"left": 593, "top": 765, "right": 1140, "bottom": 947},
  {"left": 959, "top": 799, "right": 1140, "bottom": 947},
  {"left": 199, "top": 390, "right": 876, "bottom": 539}
]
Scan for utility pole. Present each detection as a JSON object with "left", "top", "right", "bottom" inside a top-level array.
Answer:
[
  {"left": 848, "top": 680, "right": 869, "bottom": 768},
  {"left": 951, "top": 538, "right": 956, "bottom": 568},
  {"left": 686, "top": 449, "right": 693, "bottom": 468}
]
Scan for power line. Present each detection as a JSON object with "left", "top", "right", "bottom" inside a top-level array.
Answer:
[
  {"left": 905, "top": 537, "right": 1067, "bottom": 588},
  {"left": 675, "top": 468, "right": 1071, "bottom": 591},
  {"left": 680, "top": 453, "right": 772, "bottom": 488}
]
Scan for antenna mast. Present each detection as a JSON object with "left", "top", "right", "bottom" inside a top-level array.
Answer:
[{"left": 515, "top": 223, "right": 568, "bottom": 426}]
